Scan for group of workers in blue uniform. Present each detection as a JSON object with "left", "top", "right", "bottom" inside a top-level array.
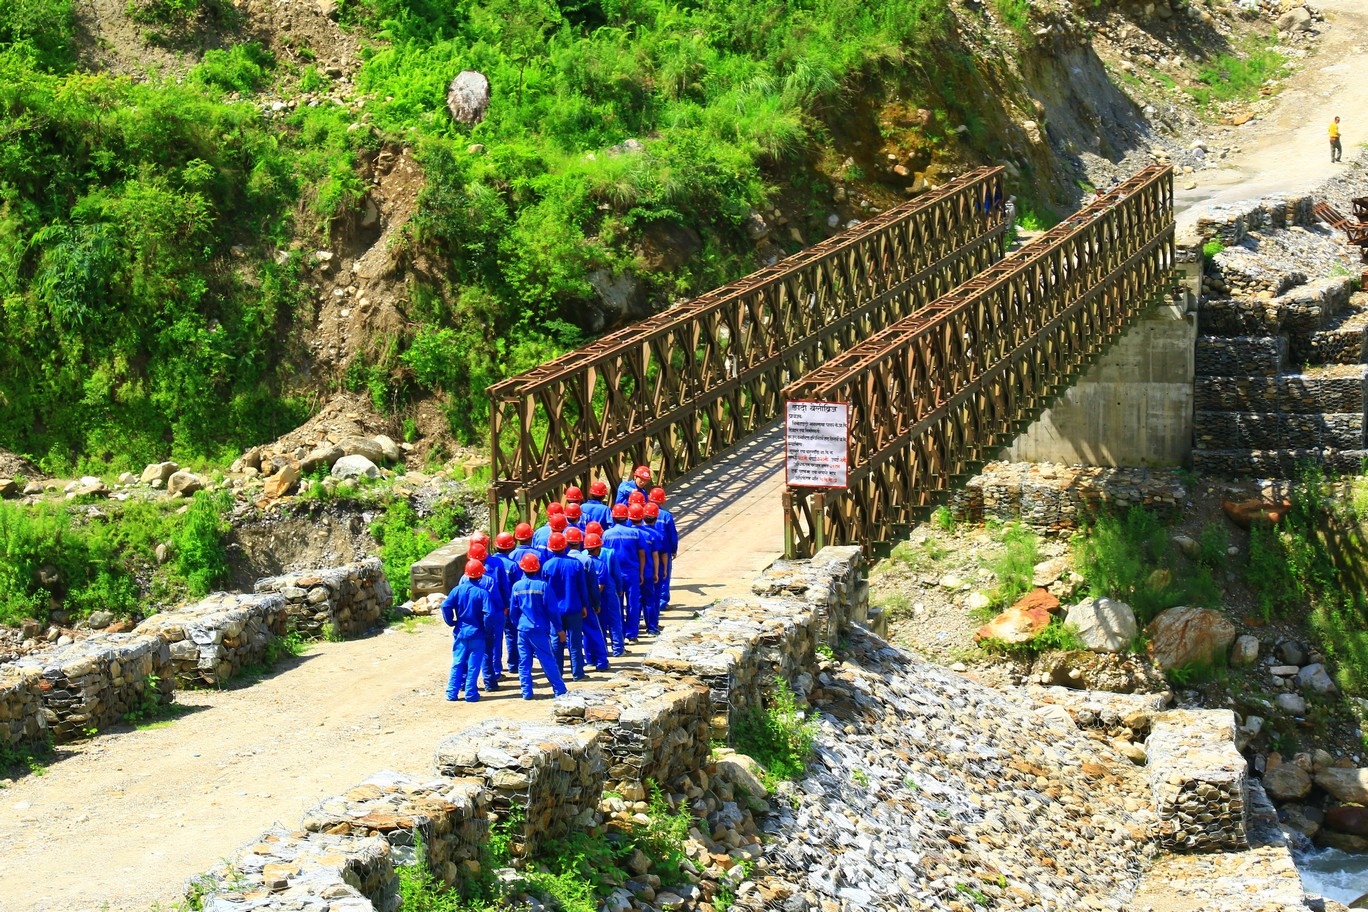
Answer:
[{"left": 440, "top": 465, "right": 680, "bottom": 702}]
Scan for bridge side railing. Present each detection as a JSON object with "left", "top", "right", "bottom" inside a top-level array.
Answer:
[
  {"left": 782, "top": 164, "right": 1175, "bottom": 556},
  {"left": 486, "top": 168, "right": 1008, "bottom": 528}
]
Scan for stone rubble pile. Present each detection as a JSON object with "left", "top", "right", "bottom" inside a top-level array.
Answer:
[
  {"left": 255, "top": 557, "right": 392, "bottom": 639},
  {"left": 301, "top": 770, "right": 490, "bottom": 886},
  {"left": 552, "top": 671, "right": 713, "bottom": 802},
  {"left": 0, "top": 665, "right": 46, "bottom": 751},
  {"left": 134, "top": 592, "right": 288, "bottom": 687},
  {"left": 1146, "top": 709, "right": 1248, "bottom": 852},
  {"left": 951, "top": 461, "right": 1186, "bottom": 531},
  {"left": 752, "top": 545, "right": 874, "bottom": 641},
  {"left": 10, "top": 633, "right": 174, "bottom": 742},
  {"left": 432, "top": 720, "right": 605, "bottom": 857}
]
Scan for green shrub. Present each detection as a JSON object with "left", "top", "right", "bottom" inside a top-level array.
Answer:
[
  {"left": 986, "top": 522, "right": 1038, "bottom": 608},
  {"left": 171, "top": 489, "right": 233, "bottom": 598},
  {"left": 1203, "top": 240, "right": 1226, "bottom": 262},
  {"left": 369, "top": 497, "right": 469, "bottom": 602},
  {"left": 0, "top": 501, "right": 138, "bottom": 624},
  {"left": 1072, "top": 507, "right": 1218, "bottom": 623},
  {"left": 732, "top": 678, "right": 816, "bottom": 785},
  {"left": 1189, "top": 35, "right": 1286, "bottom": 107}
]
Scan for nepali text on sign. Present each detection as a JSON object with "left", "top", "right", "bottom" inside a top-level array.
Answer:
[{"left": 786, "top": 400, "right": 849, "bottom": 488}]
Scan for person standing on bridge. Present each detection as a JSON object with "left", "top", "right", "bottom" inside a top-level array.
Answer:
[
  {"left": 490, "top": 532, "right": 520, "bottom": 680},
  {"left": 616, "top": 465, "right": 653, "bottom": 506},
  {"left": 603, "top": 502, "right": 646, "bottom": 640},
  {"left": 512, "top": 521, "right": 550, "bottom": 569},
  {"left": 544, "top": 532, "right": 590, "bottom": 681},
  {"left": 648, "top": 488, "right": 677, "bottom": 615},
  {"left": 638, "top": 503, "right": 666, "bottom": 635},
  {"left": 441, "top": 559, "right": 491, "bottom": 703},
  {"left": 567, "top": 527, "right": 611, "bottom": 671},
  {"left": 534, "top": 508, "right": 568, "bottom": 550},
  {"left": 510, "top": 553, "right": 568, "bottom": 700},
  {"left": 582, "top": 480, "right": 613, "bottom": 528},
  {"left": 467, "top": 542, "right": 509, "bottom": 691},
  {"left": 1331, "top": 116, "right": 1343, "bottom": 163},
  {"left": 584, "top": 531, "right": 623, "bottom": 656}
]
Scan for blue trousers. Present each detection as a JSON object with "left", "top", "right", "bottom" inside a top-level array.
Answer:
[
  {"left": 518, "top": 628, "right": 567, "bottom": 698},
  {"left": 583, "top": 607, "right": 610, "bottom": 670},
  {"left": 658, "top": 559, "right": 672, "bottom": 613},
  {"left": 621, "top": 579, "right": 643, "bottom": 639},
  {"left": 448, "top": 632, "right": 485, "bottom": 702},
  {"left": 556, "top": 612, "right": 586, "bottom": 680},
  {"left": 642, "top": 577, "right": 659, "bottom": 632},
  {"left": 482, "top": 613, "right": 505, "bottom": 687},
  {"left": 599, "top": 595, "right": 625, "bottom": 656},
  {"left": 504, "top": 620, "right": 520, "bottom": 677}
]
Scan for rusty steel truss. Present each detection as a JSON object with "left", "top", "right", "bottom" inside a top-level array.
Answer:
[
  {"left": 782, "top": 164, "right": 1176, "bottom": 557},
  {"left": 487, "top": 167, "right": 1009, "bottom": 528}
]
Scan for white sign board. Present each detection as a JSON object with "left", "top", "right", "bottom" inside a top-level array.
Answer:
[{"left": 786, "top": 400, "right": 849, "bottom": 488}]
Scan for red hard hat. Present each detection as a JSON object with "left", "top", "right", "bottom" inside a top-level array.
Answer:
[
  {"left": 550, "top": 514, "right": 568, "bottom": 532},
  {"left": 565, "top": 527, "right": 583, "bottom": 543},
  {"left": 565, "top": 486, "right": 584, "bottom": 503},
  {"left": 585, "top": 533, "right": 603, "bottom": 549},
  {"left": 644, "top": 503, "right": 659, "bottom": 518},
  {"left": 469, "top": 531, "right": 491, "bottom": 548},
  {"left": 649, "top": 487, "right": 666, "bottom": 504},
  {"left": 495, "top": 532, "right": 516, "bottom": 550},
  {"left": 465, "top": 559, "right": 485, "bottom": 579},
  {"left": 585, "top": 521, "right": 604, "bottom": 536},
  {"left": 519, "top": 553, "right": 540, "bottom": 573},
  {"left": 629, "top": 503, "right": 645, "bottom": 521},
  {"left": 589, "top": 480, "right": 609, "bottom": 497},
  {"left": 565, "top": 503, "right": 582, "bottom": 521},
  {"left": 547, "top": 502, "right": 565, "bottom": 516},
  {"left": 612, "top": 503, "right": 629, "bottom": 519},
  {"left": 514, "top": 522, "right": 534, "bottom": 541},
  {"left": 468, "top": 542, "right": 488, "bottom": 561},
  {"left": 548, "top": 531, "right": 567, "bottom": 552},
  {"left": 633, "top": 465, "right": 652, "bottom": 481},
  {"left": 629, "top": 490, "right": 646, "bottom": 505}
]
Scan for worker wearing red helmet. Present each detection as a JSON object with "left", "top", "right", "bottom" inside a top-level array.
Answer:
[
  {"left": 544, "top": 532, "right": 591, "bottom": 681},
  {"left": 603, "top": 502, "right": 646, "bottom": 640},
  {"left": 631, "top": 503, "right": 663, "bottom": 635},
  {"left": 564, "top": 502, "right": 586, "bottom": 532},
  {"left": 565, "top": 486, "right": 584, "bottom": 505},
  {"left": 509, "top": 552, "right": 567, "bottom": 700},
  {"left": 467, "top": 541, "right": 510, "bottom": 691},
  {"left": 616, "top": 465, "right": 653, "bottom": 506},
  {"left": 566, "top": 527, "right": 611, "bottom": 671},
  {"left": 441, "top": 559, "right": 492, "bottom": 702},
  {"left": 648, "top": 488, "right": 678, "bottom": 615},
  {"left": 581, "top": 480, "right": 613, "bottom": 529},
  {"left": 489, "top": 531, "right": 520, "bottom": 679},
  {"left": 512, "top": 520, "right": 550, "bottom": 570},
  {"left": 534, "top": 511, "right": 569, "bottom": 550},
  {"left": 584, "top": 532, "right": 623, "bottom": 655}
]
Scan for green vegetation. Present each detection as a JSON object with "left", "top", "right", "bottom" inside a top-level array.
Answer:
[
  {"left": 931, "top": 505, "right": 955, "bottom": 533},
  {"left": 732, "top": 679, "right": 817, "bottom": 787},
  {"left": 369, "top": 497, "right": 470, "bottom": 602},
  {"left": 0, "top": 735, "right": 52, "bottom": 779},
  {"left": 1188, "top": 34, "right": 1287, "bottom": 107},
  {"left": 985, "top": 522, "right": 1037, "bottom": 608},
  {"left": 1167, "top": 657, "right": 1227, "bottom": 689},
  {"left": 1071, "top": 507, "right": 1219, "bottom": 624},
  {"left": 0, "top": 490, "right": 233, "bottom": 625},
  {"left": 979, "top": 620, "right": 1087, "bottom": 659},
  {"left": 1202, "top": 239, "right": 1226, "bottom": 262}
]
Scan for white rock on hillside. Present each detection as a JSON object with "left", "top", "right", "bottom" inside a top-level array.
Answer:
[
  {"left": 1065, "top": 597, "right": 1138, "bottom": 654},
  {"left": 332, "top": 455, "right": 380, "bottom": 480}
]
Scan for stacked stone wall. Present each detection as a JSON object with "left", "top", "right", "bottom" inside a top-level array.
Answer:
[
  {"left": 432, "top": 721, "right": 603, "bottom": 857},
  {"left": 134, "top": 593, "right": 288, "bottom": 687},
  {"left": 1193, "top": 195, "right": 1314, "bottom": 246},
  {"left": 0, "top": 665, "right": 46, "bottom": 751},
  {"left": 950, "top": 461, "right": 1185, "bottom": 531},
  {"left": 255, "top": 557, "right": 392, "bottom": 639},
  {"left": 1146, "top": 709, "right": 1249, "bottom": 852},
  {"left": 11, "top": 633, "right": 174, "bottom": 742}
]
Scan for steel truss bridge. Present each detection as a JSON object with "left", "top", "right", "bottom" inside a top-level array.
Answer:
[{"left": 487, "top": 164, "right": 1175, "bottom": 556}]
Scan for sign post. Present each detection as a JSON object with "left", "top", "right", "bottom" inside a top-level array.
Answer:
[{"left": 785, "top": 400, "right": 850, "bottom": 489}]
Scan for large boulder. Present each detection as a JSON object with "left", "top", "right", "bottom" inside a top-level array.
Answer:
[
  {"left": 373, "top": 435, "right": 401, "bottom": 464},
  {"left": 1325, "top": 805, "right": 1368, "bottom": 838},
  {"left": 338, "top": 436, "right": 386, "bottom": 465},
  {"left": 332, "top": 454, "right": 380, "bottom": 481},
  {"left": 167, "top": 470, "right": 204, "bottom": 497},
  {"left": 263, "top": 462, "right": 301, "bottom": 499},
  {"left": 141, "top": 461, "right": 179, "bottom": 484},
  {"left": 1064, "top": 597, "right": 1137, "bottom": 653},
  {"left": 1012, "top": 588, "right": 1061, "bottom": 614},
  {"left": 1221, "top": 498, "right": 1289, "bottom": 530},
  {"left": 1145, "top": 606, "right": 1236, "bottom": 671},
  {"left": 0, "top": 478, "right": 15, "bottom": 498},
  {"left": 1276, "top": 6, "right": 1312, "bottom": 33},
  {"left": 974, "top": 605, "right": 1052, "bottom": 645},
  {"left": 447, "top": 70, "right": 490, "bottom": 124},
  {"left": 1230, "top": 634, "right": 1260, "bottom": 667},
  {"left": 1316, "top": 768, "right": 1368, "bottom": 804},
  {"left": 300, "top": 444, "right": 344, "bottom": 475},
  {"left": 714, "top": 752, "right": 769, "bottom": 799},
  {"left": 1262, "top": 764, "right": 1312, "bottom": 802},
  {"left": 1297, "top": 663, "right": 1338, "bottom": 695}
]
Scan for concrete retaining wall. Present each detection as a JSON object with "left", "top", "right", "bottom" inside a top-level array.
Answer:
[
  {"left": 10, "top": 633, "right": 174, "bottom": 742},
  {"left": 134, "top": 593, "right": 288, "bottom": 687},
  {"left": 255, "top": 557, "right": 392, "bottom": 639}
]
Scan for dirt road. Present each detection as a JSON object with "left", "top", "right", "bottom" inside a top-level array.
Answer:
[
  {"left": 0, "top": 429, "right": 785, "bottom": 912},
  {"left": 1175, "top": 0, "right": 1368, "bottom": 223}
]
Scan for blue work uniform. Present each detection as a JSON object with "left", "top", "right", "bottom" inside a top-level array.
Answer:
[
  {"left": 532, "top": 523, "right": 559, "bottom": 550},
  {"left": 441, "top": 578, "right": 491, "bottom": 702},
  {"left": 587, "top": 548, "right": 622, "bottom": 655},
  {"left": 544, "top": 551, "right": 591, "bottom": 681},
  {"left": 636, "top": 519, "right": 664, "bottom": 634},
  {"left": 573, "top": 549, "right": 611, "bottom": 670},
  {"left": 654, "top": 506, "right": 678, "bottom": 613},
  {"left": 581, "top": 498, "right": 613, "bottom": 529},
  {"left": 511, "top": 542, "right": 551, "bottom": 576},
  {"left": 493, "top": 549, "right": 522, "bottom": 675},
  {"left": 510, "top": 575, "right": 567, "bottom": 699},
  {"left": 480, "top": 553, "right": 513, "bottom": 686},
  {"left": 615, "top": 478, "right": 648, "bottom": 506},
  {"left": 602, "top": 519, "right": 645, "bottom": 639}
]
